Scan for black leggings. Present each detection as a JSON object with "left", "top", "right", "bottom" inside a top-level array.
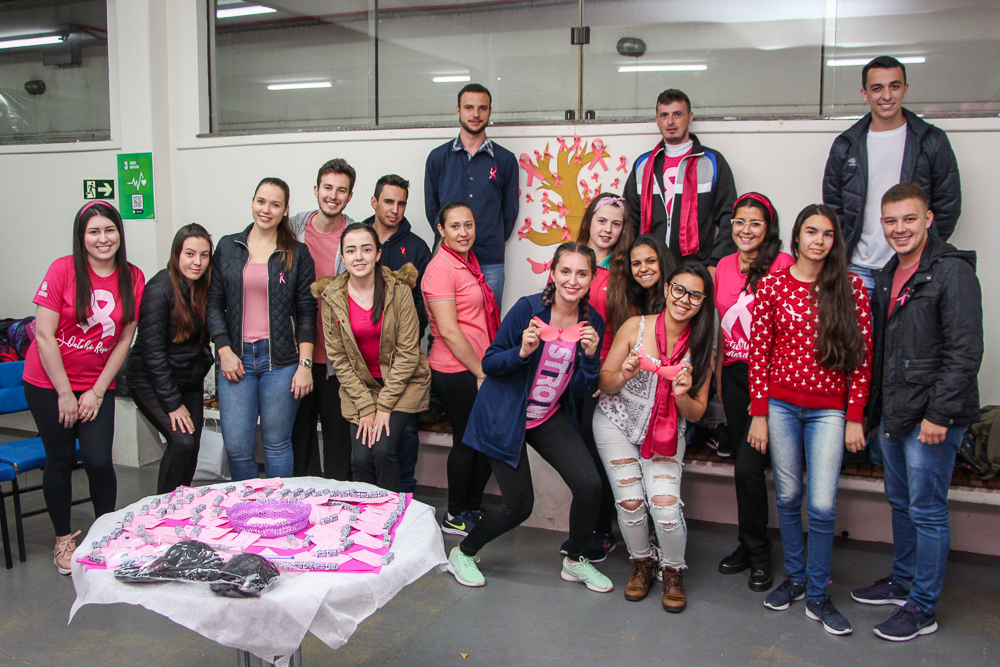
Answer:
[
  {"left": 24, "top": 382, "right": 117, "bottom": 536},
  {"left": 131, "top": 384, "right": 204, "bottom": 494},
  {"left": 292, "top": 365, "right": 352, "bottom": 480},
  {"left": 578, "top": 392, "right": 615, "bottom": 534},
  {"left": 721, "top": 362, "right": 771, "bottom": 562},
  {"left": 350, "top": 410, "right": 411, "bottom": 492},
  {"left": 460, "top": 407, "right": 601, "bottom": 560},
  {"left": 433, "top": 369, "right": 492, "bottom": 516}
]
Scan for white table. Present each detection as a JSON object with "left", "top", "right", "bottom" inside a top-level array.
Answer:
[{"left": 69, "top": 477, "right": 447, "bottom": 666}]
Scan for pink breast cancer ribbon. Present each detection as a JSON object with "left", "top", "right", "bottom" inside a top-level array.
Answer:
[
  {"left": 518, "top": 218, "right": 532, "bottom": 240},
  {"left": 519, "top": 154, "right": 545, "bottom": 186},
  {"left": 588, "top": 139, "right": 609, "bottom": 170},
  {"left": 571, "top": 135, "right": 583, "bottom": 152},
  {"left": 561, "top": 225, "right": 572, "bottom": 241},
  {"left": 544, "top": 148, "right": 553, "bottom": 159},
  {"left": 556, "top": 136, "right": 569, "bottom": 152},
  {"left": 611, "top": 177, "right": 620, "bottom": 188},
  {"left": 580, "top": 180, "right": 591, "bottom": 197},
  {"left": 533, "top": 317, "right": 585, "bottom": 343},
  {"left": 572, "top": 153, "right": 582, "bottom": 165},
  {"left": 720, "top": 291, "right": 754, "bottom": 338},
  {"left": 557, "top": 203, "right": 569, "bottom": 218},
  {"left": 617, "top": 156, "right": 628, "bottom": 172},
  {"left": 534, "top": 149, "right": 543, "bottom": 161},
  {"left": 78, "top": 289, "right": 117, "bottom": 338},
  {"left": 525, "top": 193, "right": 534, "bottom": 203},
  {"left": 541, "top": 192, "right": 550, "bottom": 204},
  {"left": 635, "top": 345, "right": 686, "bottom": 381},
  {"left": 489, "top": 166, "right": 497, "bottom": 179},
  {"left": 279, "top": 272, "right": 286, "bottom": 284},
  {"left": 591, "top": 172, "right": 600, "bottom": 182},
  {"left": 553, "top": 172, "right": 564, "bottom": 187}
]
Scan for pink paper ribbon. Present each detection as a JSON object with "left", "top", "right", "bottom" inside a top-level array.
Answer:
[
  {"left": 527, "top": 257, "right": 553, "bottom": 274},
  {"left": 611, "top": 177, "right": 620, "bottom": 188},
  {"left": 617, "top": 156, "right": 628, "bottom": 172},
  {"left": 556, "top": 136, "right": 568, "bottom": 152},
  {"left": 525, "top": 193, "right": 534, "bottom": 203},
  {"left": 580, "top": 180, "right": 591, "bottom": 197},
  {"left": 553, "top": 172, "right": 564, "bottom": 187},
  {"left": 520, "top": 154, "right": 545, "bottom": 186},
  {"left": 588, "top": 139, "right": 609, "bottom": 170},
  {"left": 571, "top": 135, "right": 583, "bottom": 152}
]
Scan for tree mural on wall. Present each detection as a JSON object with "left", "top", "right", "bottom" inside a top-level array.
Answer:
[{"left": 517, "top": 135, "right": 629, "bottom": 272}]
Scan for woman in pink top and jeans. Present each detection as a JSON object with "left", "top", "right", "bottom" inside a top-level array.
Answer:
[
  {"left": 422, "top": 202, "right": 500, "bottom": 536},
  {"left": 713, "top": 192, "right": 794, "bottom": 592}
]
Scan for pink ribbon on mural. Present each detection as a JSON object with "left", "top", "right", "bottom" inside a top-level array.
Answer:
[
  {"left": 580, "top": 180, "right": 591, "bottom": 198},
  {"left": 591, "top": 172, "right": 600, "bottom": 182},
  {"left": 556, "top": 136, "right": 568, "bottom": 152},
  {"left": 534, "top": 150, "right": 543, "bottom": 162},
  {"left": 572, "top": 154, "right": 582, "bottom": 165},
  {"left": 525, "top": 193, "right": 534, "bottom": 203},
  {"left": 519, "top": 154, "right": 545, "bottom": 186},
  {"left": 541, "top": 192, "right": 550, "bottom": 204},
  {"left": 588, "top": 139, "right": 609, "bottom": 170},
  {"left": 556, "top": 203, "right": 569, "bottom": 218},
  {"left": 611, "top": 177, "right": 620, "bottom": 188},
  {"left": 571, "top": 135, "right": 582, "bottom": 152},
  {"left": 544, "top": 148, "right": 553, "bottom": 160},
  {"left": 518, "top": 218, "right": 532, "bottom": 240},
  {"left": 618, "top": 156, "right": 628, "bottom": 172},
  {"left": 553, "top": 173, "right": 564, "bottom": 187},
  {"left": 561, "top": 225, "right": 572, "bottom": 241}
]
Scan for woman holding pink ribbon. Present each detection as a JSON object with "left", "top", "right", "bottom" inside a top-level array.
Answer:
[
  {"left": 422, "top": 202, "right": 500, "bottom": 537},
  {"left": 23, "top": 201, "right": 145, "bottom": 574},
  {"left": 714, "top": 193, "right": 794, "bottom": 593},
  {"left": 447, "top": 242, "right": 612, "bottom": 594},
  {"left": 594, "top": 262, "right": 714, "bottom": 612}
]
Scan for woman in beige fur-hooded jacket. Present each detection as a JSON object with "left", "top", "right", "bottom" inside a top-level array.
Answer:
[{"left": 314, "top": 233, "right": 430, "bottom": 490}]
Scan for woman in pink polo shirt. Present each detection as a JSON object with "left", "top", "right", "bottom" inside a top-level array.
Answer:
[
  {"left": 23, "top": 201, "right": 144, "bottom": 574},
  {"left": 714, "top": 192, "right": 794, "bottom": 593},
  {"left": 422, "top": 202, "right": 501, "bottom": 536}
]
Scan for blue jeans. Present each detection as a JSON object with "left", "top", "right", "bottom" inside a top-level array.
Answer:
[
  {"left": 397, "top": 414, "right": 420, "bottom": 492},
  {"left": 767, "top": 398, "right": 846, "bottom": 599},
  {"left": 848, "top": 263, "right": 883, "bottom": 466},
  {"left": 881, "top": 419, "right": 964, "bottom": 614},
  {"left": 218, "top": 341, "right": 300, "bottom": 481},
  {"left": 479, "top": 263, "right": 505, "bottom": 310}
]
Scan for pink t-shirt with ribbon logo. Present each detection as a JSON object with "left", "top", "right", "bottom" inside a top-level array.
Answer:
[
  {"left": 714, "top": 251, "right": 794, "bottom": 365},
  {"left": 525, "top": 339, "right": 575, "bottom": 429},
  {"left": 23, "top": 256, "right": 145, "bottom": 391}
]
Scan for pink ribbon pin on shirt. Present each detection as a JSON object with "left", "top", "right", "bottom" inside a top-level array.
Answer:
[
  {"left": 279, "top": 273, "right": 285, "bottom": 284},
  {"left": 489, "top": 166, "right": 497, "bottom": 179}
]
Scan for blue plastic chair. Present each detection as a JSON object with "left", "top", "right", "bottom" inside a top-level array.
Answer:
[{"left": 0, "top": 361, "right": 85, "bottom": 569}]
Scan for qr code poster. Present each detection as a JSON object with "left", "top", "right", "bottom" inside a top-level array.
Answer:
[{"left": 117, "top": 152, "right": 155, "bottom": 220}]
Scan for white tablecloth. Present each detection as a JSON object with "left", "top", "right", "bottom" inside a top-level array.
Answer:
[{"left": 69, "top": 477, "right": 447, "bottom": 665}]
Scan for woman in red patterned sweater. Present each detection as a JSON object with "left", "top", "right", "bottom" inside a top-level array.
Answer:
[{"left": 747, "top": 204, "right": 872, "bottom": 637}]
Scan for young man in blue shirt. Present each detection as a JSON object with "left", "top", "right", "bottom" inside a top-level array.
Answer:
[{"left": 424, "top": 84, "right": 519, "bottom": 308}]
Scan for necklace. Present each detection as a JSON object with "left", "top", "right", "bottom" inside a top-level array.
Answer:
[{"left": 348, "top": 282, "right": 375, "bottom": 306}]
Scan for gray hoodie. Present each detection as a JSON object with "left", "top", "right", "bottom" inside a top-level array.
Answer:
[{"left": 290, "top": 210, "right": 355, "bottom": 277}]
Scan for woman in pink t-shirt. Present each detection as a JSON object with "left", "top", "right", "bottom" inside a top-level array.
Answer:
[
  {"left": 422, "top": 202, "right": 500, "bottom": 536},
  {"left": 317, "top": 224, "right": 430, "bottom": 492},
  {"left": 22, "top": 201, "right": 144, "bottom": 574},
  {"left": 713, "top": 192, "right": 794, "bottom": 592}
]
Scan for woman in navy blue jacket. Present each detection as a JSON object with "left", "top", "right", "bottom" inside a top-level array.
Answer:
[{"left": 445, "top": 242, "right": 613, "bottom": 593}]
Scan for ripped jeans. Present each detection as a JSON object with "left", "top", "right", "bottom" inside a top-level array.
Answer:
[{"left": 593, "top": 410, "right": 687, "bottom": 569}]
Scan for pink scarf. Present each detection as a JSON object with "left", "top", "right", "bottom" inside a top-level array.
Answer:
[
  {"left": 439, "top": 244, "right": 501, "bottom": 340},
  {"left": 639, "top": 141, "right": 700, "bottom": 257},
  {"left": 640, "top": 311, "right": 690, "bottom": 459}
]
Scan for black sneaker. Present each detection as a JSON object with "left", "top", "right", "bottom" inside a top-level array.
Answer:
[
  {"left": 764, "top": 576, "right": 806, "bottom": 611},
  {"left": 851, "top": 575, "right": 909, "bottom": 606},
  {"left": 441, "top": 511, "right": 476, "bottom": 537},
  {"left": 748, "top": 561, "right": 772, "bottom": 592},
  {"left": 718, "top": 547, "right": 751, "bottom": 574},
  {"left": 873, "top": 603, "right": 938, "bottom": 642},
  {"left": 805, "top": 595, "right": 853, "bottom": 635}
]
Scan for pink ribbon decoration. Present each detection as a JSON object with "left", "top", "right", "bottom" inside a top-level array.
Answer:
[
  {"left": 541, "top": 192, "right": 550, "bottom": 204},
  {"left": 571, "top": 135, "right": 583, "bottom": 152},
  {"left": 635, "top": 345, "right": 686, "bottom": 381},
  {"left": 489, "top": 166, "right": 497, "bottom": 179},
  {"left": 720, "top": 291, "right": 754, "bottom": 339},
  {"left": 78, "top": 289, "right": 117, "bottom": 338},
  {"left": 572, "top": 153, "right": 582, "bottom": 165},
  {"left": 533, "top": 317, "right": 585, "bottom": 343},
  {"left": 561, "top": 225, "right": 572, "bottom": 241},
  {"left": 556, "top": 203, "right": 569, "bottom": 218},
  {"left": 279, "top": 273, "right": 286, "bottom": 284},
  {"left": 519, "top": 154, "right": 545, "bottom": 186},
  {"left": 556, "top": 136, "right": 568, "bottom": 152},
  {"left": 611, "top": 177, "right": 620, "bottom": 188},
  {"left": 553, "top": 172, "right": 564, "bottom": 187},
  {"left": 534, "top": 149, "right": 543, "bottom": 161},
  {"left": 617, "top": 156, "right": 628, "bottom": 172},
  {"left": 518, "top": 218, "right": 532, "bottom": 240},
  {"left": 896, "top": 287, "right": 912, "bottom": 309},
  {"left": 591, "top": 172, "right": 600, "bottom": 182},
  {"left": 544, "top": 148, "right": 553, "bottom": 160},
  {"left": 584, "top": 192, "right": 593, "bottom": 205},
  {"left": 580, "top": 179, "right": 591, "bottom": 198},
  {"left": 526, "top": 257, "right": 553, "bottom": 274},
  {"left": 588, "top": 139, "right": 609, "bottom": 170},
  {"left": 525, "top": 193, "right": 534, "bottom": 203}
]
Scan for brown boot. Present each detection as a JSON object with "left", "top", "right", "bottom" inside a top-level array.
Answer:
[
  {"left": 624, "top": 557, "right": 657, "bottom": 601},
  {"left": 661, "top": 566, "right": 686, "bottom": 613}
]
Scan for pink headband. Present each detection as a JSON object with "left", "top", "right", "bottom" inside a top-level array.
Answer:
[
  {"left": 80, "top": 200, "right": 119, "bottom": 216},
  {"left": 733, "top": 192, "right": 775, "bottom": 221},
  {"left": 592, "top": 194, "right": 626, "bottom": 211}
]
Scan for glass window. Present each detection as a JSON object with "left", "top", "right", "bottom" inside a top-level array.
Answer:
[{"left": 0, "top": 0, "right": 110, "bottom": 144}]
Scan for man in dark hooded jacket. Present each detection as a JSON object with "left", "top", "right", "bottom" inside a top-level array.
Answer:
[{"left": 853, "top": 183, "right": 982, "bottom": 643}]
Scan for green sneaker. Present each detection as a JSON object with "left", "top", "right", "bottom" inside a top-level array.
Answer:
[
  {"left": 560, "top": 556, "right": 614, "bottom": 593},
  {"left": 447, "top": 546, "right": 485, "bottom": 587}
]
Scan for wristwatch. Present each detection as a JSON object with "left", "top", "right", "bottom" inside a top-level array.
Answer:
[{"left": 299, "top": 359, "right": 313, "bottom": 369}]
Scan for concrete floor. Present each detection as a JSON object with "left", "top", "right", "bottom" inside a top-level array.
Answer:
[{"left": 1, "top": 463, "right": 999, "bottom": 667}]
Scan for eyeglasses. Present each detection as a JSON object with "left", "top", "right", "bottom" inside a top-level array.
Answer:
[
  {"left": 731, "top": 219, "right": 765, "bottom": 231},
  {"left": 669, "top": 282, "right": 705, "bottom": 306}
]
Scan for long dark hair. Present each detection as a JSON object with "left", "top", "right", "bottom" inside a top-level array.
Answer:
[
  {"left": 254, "top": 177, "right": 296, "bottom": 272},
  {"left": 665, "top": 263, "right": 714, "bottom": 393},
  {"left": 734, "top": 193, "right": 783, "bottom": 294},
  {"left": 575, "top": 194, "right": 636, "bottom": 335},
  {"left": 167, "top": 224, "right": 213, "bottom": 345},
  {"left": 72, "top": 201, "right": 136, "bottom": 326},
  {"left": 541, "top": 242, "right": 597, "bottom": 321},
  {"left": 790, "top": 204, "right": 865, "bottom": 371},
  {"left": 340, "top": 222, "right": 386, "bottom": 325},
  {"left": 624, "top": 234, "right": 677, "bottom": 316}
]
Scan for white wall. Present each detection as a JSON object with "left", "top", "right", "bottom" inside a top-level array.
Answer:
[{"left": 1, "top": 0, "right": 999, "bottom": 400}]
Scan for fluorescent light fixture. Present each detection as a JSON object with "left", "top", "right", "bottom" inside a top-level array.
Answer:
[
  {"left": 217, "top": 5, "right": 277, "bottom": 19},
  {"left": 617, "top": 64, "right": 707, "bottom": 73},
  {"left": 0, "top": 35, "right": 64, "bottom": 50},
  {"left": 826, "top": 56, "right": 925, "bottom": 67},
  {"left": 267, "top": 81, "right": 332, "bottom": 91},
  {"left": 432, "top": 75, "right": 471, "bottom": 83}
]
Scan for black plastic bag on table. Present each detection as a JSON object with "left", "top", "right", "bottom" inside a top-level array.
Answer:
[{"left": 210, "top": 553, "right": 281, "bottom": 598}]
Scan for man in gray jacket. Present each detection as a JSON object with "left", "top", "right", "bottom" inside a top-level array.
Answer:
[{"left": 289, "top": 159, "right": 357, "bottom": 480}]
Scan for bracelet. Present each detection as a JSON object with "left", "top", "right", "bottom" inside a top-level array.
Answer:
[{"left": 752, "top": 416, "right": 766, "bottom": 421}]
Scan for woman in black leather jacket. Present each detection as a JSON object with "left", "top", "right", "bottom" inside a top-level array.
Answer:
[{"left": 128, "top": 224, "right": 215, "bottom": 493}]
